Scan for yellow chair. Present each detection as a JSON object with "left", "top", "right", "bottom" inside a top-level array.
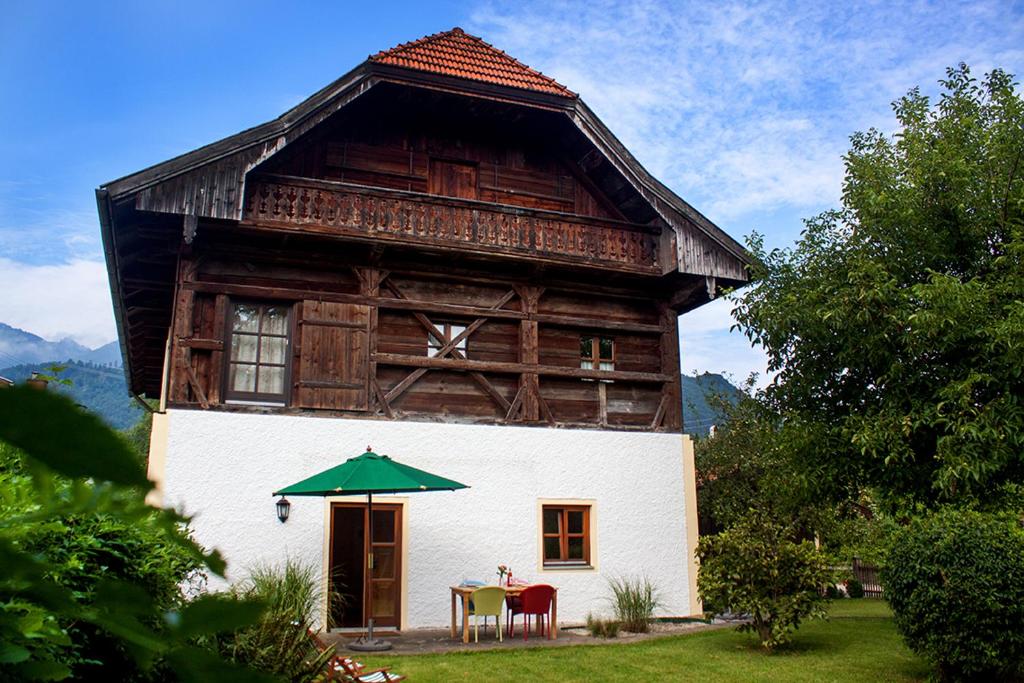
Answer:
[{"left": 469, "top": 586, "right": 507, "bottom": 643}]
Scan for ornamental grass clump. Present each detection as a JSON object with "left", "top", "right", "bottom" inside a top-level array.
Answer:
[
  {"left": 697, "top": 511, "right": 831, "bottom": 649},
  {"left": 607, "top": 576, "right": 660, "bottom": 633},
  {"left": 883, "top": 510, "right": 1024, "bottom": 682},
  {"left": 585, "top": 613, "right": 621, "bottom": 638},
  {"left": 213, "top": 560, "right": 339, "bottom": 683}
]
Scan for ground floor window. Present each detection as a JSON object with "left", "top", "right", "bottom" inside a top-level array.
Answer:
[{"left": 541, "top": 504, "right": 591, "bottom": 567}]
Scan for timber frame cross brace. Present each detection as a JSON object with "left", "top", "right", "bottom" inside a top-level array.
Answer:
[{"left": 376, "top": 280, "right": 517, "bottom": 417}]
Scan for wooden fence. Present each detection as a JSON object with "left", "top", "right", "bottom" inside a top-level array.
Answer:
[{"left": 852, "top": 558, "right": 883, "bottom": 597}]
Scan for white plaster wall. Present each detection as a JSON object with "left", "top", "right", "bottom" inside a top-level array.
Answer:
[{"left": 162, "top": 409, "right": 694, "bottom": 628}]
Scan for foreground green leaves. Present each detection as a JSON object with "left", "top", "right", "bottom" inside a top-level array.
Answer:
[{"left": 0, "top": 387, "right": 272, "bottom": 680}]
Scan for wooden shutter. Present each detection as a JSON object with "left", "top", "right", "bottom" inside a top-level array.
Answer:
[
  {"left": 294, "top": 301, "right": 370, "bottom": 410},
  {"left": 429, "top": 159, "right": 478, "bottom": 199}
]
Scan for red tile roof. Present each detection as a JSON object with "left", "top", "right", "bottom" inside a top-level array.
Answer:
[{"left": 370, "top": 28, "right": 575, "bottom": 98}]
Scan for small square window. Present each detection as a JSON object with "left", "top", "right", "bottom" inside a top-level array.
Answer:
[
  {"left": 427, "top": 322, "right": 468, "bottom": 357},
  {"left": 580, "top": 336, "right": 614, "bottom": 372}
]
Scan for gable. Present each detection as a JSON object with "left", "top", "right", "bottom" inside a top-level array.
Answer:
[{"left": 257, "top": 84, "right": 623, "bottom": 220}]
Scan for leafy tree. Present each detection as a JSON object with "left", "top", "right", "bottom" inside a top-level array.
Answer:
[
  {"left": 733, "top": 65, "right": 1024, "bottom": 509},
  {"left": 696, "top": 511, "right": 832, "bottom": 649},
  {"left": 0, "top": 386, "right": 271, "bottom": 681},
  {"left": 695, "top": 378, "right": 889, "bottom": 566}
]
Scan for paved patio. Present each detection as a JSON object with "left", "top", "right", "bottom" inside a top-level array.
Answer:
[{"left": 322, "top": 620, "right": 729, "bottom": 655}]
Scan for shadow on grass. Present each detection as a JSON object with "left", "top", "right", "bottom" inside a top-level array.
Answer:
[{"left": 696, "top": 619, "right": 854, "bottom": 658}]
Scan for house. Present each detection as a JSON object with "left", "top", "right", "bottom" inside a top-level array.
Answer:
[{"left": 96, "top": 28, "right": 750, "bottom": 631}]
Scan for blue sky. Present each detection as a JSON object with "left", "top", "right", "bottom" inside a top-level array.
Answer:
[{"left": 1, "top": 1, "right": 1022, "bottom": 381}]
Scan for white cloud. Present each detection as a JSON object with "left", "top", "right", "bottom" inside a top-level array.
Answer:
[
  {"left": 0, "top": 258, "right": 116, "bottom": 348},
  {"left": 469, "top": 0, "right": 1024, "bottom": 226}
]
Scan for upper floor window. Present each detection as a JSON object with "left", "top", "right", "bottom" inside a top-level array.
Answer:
[
  {"left": 226, "top": 302, "right": 290, "bottom": 403},
  {"left": 427, "top": 322, "right": 467, "bottom": 357},
  {"left": 580, "top": 336, "right": 614, "bottom": 371}
]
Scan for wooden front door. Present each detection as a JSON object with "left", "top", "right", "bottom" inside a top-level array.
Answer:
[{"left": 328, "top": 502, "right": 402, "bottom": 629}]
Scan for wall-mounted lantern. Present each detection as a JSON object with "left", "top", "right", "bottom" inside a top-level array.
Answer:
[{"left": 276, "top": 496, "right": 291, "bottom": 523}]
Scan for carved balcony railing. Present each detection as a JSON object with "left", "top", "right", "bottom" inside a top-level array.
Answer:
[{"left": 243, "top": 174, "right": 661, "bottom": 273}]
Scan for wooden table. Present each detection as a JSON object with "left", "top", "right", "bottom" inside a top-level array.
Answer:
[{"left": 449, "top": 584, "right": 558, "bottom": 643}]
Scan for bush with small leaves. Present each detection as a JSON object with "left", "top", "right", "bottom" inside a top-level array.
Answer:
[
  {"left": 697, "top": 511, "right": 832, "bottom": 649},
  {"left": 883, "top": 510, "right": 1024, "bottom": 682},
  {"left": 845, "top": 579, "right": 864, "bottom": 599}
]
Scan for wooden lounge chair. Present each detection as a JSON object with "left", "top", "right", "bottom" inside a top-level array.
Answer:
[
  {"left": 305, "top": 628, "right": 364, "bottom": 681},
  {"left": 335, "top": 657, "right": 406, "bottom": 682}
]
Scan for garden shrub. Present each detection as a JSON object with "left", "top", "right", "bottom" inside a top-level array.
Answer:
[
  {"left": 607, "top": 576, "right": 660, "bottom": 633},
  {"left": 845, "top": 578, "right": 865, "bottom": 599},
  {"left": 0, "top": 386, "right": 269, "bottom": 681},
  {"left": 883, "top": 509, "right": 1024, "bottom": 682},
  {"left": 697, "top": 511, "right": 831, "bottom": 649}
]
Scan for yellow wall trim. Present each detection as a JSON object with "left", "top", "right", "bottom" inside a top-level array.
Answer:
[
  {"left": 145, "top": 412, "right": 169, "bottom": 507},
  {"left": 682, "top": 434, "right": 702, "bottom": 616}
]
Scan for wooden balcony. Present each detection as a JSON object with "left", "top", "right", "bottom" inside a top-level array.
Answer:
[{"left": 243, "top": 174, "right": 661, "bottom": 273}]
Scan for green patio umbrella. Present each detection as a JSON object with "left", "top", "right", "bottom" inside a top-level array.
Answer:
[{"left": 274, "top": 447, "right": 468, "bottom": 651}]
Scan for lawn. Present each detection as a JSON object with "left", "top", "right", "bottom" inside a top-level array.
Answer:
[{"left": 360, "top": 599, "right": 929, "bottom": 682}]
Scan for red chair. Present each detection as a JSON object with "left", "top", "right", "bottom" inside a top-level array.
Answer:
[{"left": 507, "top": 584, "right": 555, "bottom": 640}]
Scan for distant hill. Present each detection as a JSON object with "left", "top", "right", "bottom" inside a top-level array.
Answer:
[
  {"left": 681, "top": 372, "right": 744, "bottom": 435},
  {"left": 0, "top": 360, "right": 142, "bottom": 429},
  {"left": 0, "top": 322, "right": 121, "bottom": 368}
]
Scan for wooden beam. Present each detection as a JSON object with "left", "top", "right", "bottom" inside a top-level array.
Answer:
[
  {"left": 373, "top": 353, "right": 672, "bottom": 383},
  {"left": 183, "top": 351, "right": 209, "bottom": 409},
  {"left": 381, "top": 281, "right": 516, "bottom": 412},
  {"left": 658, "top": 304, "right": 683, "bottom": 432},
  {"left": 184, "top": 281, "right": 528, "bottom": 321},
  {"left": 178, "top": 337, "right": 223, "bottom": 350},
  {"left": 532, "top": 314, "right": 661, "bottom": 334},
  {"left": 515, "top": 285, "right": 543, "bottom": 422},
  {"left": 372, "top": 378, "right": 394, "bottom": 418}
]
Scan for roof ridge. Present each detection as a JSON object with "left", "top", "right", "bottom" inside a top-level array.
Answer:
[{"left": 369, "top": 27, "right": 575, "bottom": 98}]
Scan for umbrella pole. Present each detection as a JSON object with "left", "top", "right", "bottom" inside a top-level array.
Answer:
[
  {"left": 366, "top": 491, "right": 373, "bottom": 641},
  {"left": 351, "top": 491, "right": 391, "bottom": 651}
]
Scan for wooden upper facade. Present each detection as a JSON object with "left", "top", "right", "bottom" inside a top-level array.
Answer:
[{"left": 97, "top": 28, "right": 750, "bottom": 433}]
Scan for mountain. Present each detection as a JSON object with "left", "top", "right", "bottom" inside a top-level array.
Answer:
[
  {"left": 0, "top": 360, "right": 142, "bottom": 430},
  {"left": 0, "top": 323, "right": 121, "bottom": 368},
  {"left": 681, "top": 372, "right": 744, "bottom": 436}
]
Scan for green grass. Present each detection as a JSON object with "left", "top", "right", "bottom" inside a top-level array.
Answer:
[{"left": 361, "top": 599, "right": 929, "bottom": 682}]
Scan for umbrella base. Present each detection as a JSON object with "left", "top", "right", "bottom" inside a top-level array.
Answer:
[{"left": 349, "top": 638, "right": 393, "bottom": 652}]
